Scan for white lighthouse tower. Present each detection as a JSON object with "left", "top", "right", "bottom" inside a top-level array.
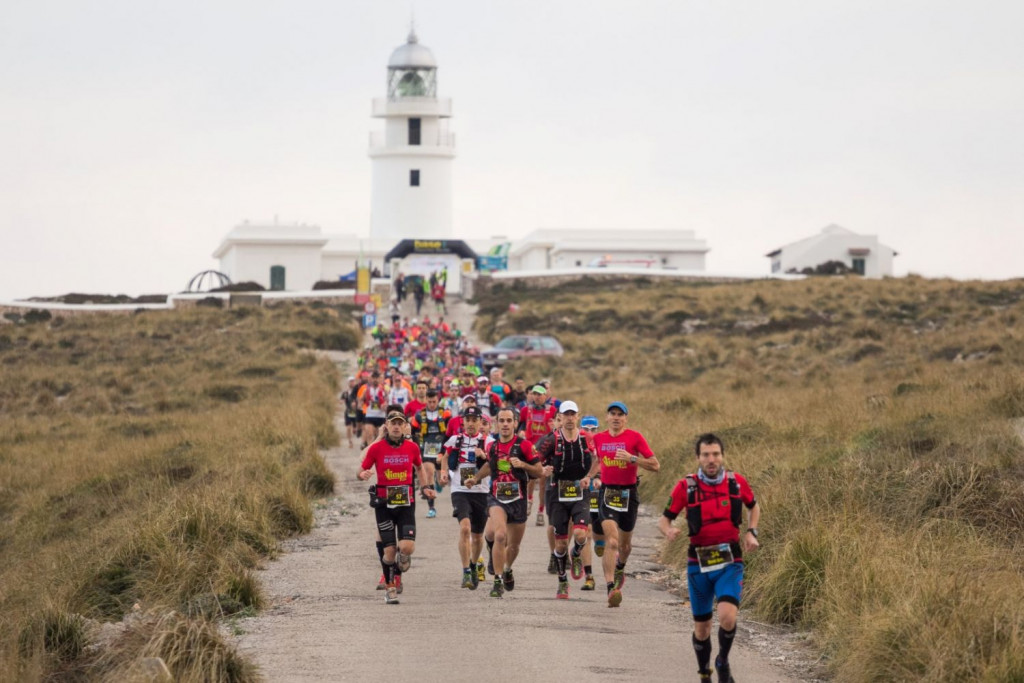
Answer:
[{"left": 368, "top": 29, "right": 455, "bottom": 248}]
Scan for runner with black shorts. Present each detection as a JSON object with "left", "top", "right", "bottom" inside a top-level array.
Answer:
[
  {"left": 536, "top": 401, "right": 593, "bottom": 599},
  {"left": 659, "top": 433, "right": 760, "bottom": 683},
  {"left": 357, "top": 408, "right": 436, "bottom": 604},
  {"left": 580, "top": 414, "right": 602, "bottom": 589},
  {"left": 587, "top": 401, "right": 660, "bottom": 607},
  {"left": 439, "top": 406, "right": 491, "bottom": 589},
  {"left": 409, "top": 390, "right": 451, "bottom": 519},
  {"left": 340, "top": 376, "right": 358, "bottom": 448},
  {"left": 464, "top": 407, "right": 542, "bottom": 598}
]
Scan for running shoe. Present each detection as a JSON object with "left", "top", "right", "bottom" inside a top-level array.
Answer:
[
  {"left": 502, "top": 568, "right": 515, "bottom": 591},
  {"left": 476, "top": 559, "right": 486, "bottom": 583},
  {"left": 376, "top": 574, "right": 386, "bottom": 590},
  {"left": 614, "top": 566, "right": 626, "bottom": 590},
  {"left": 489, "top": 578, "right": 504, "bottom": 598},
  {"left": 607, "top": 588, "right": 622, "bottom": 608},
  {"left": 394, "top": 574, "right": 403, "bottom": 594},
  {"left": 594, "top": 540, "right": 605, "bottom": 557},
  {"left": 697, "top": 670, "right": 712, "bottom": 682},
  {"left": 570, "top": 554, "right": 583, "bottom": 580},
  {"left": 715, "top": 658, "right": 734, "bottom": 683},
  {"left": 462, "top": 570, "right": 475, "bottom": 589},
  {"left": 535, "top": 511, "right": 545, "bottom": 527},
  {"left": 582, "top": 575, "right": 596, "bottom": 591},
  {"left": 385, "top": 585, "right": 400, "bottom": 604},
  {"left": 556, "top": 579, "right": 569, "bottom": 600},
  {"left": 426, "top": 508, "right": 437, "bottom": 518},
  {"left": 547, "top": 554, "right": 558, "bottom": 575},
  {"left": 397, "top": 552, "right": 411, "bottom": 573}
]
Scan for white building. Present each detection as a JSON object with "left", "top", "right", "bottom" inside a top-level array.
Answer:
[
  {"left": 508, "top": 229, "right": 709, "bottom": 271},
  {"left": 212, "top": 30, "right": 709, "bottom": 292},
  {"left": 766, "top": 224, "right": 897, "bottom": 278},
  {"left": 369, "top": 29, "right": 455, "bottom": 246}
]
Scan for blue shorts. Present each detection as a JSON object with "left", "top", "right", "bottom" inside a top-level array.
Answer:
[{"left": 687, "top": 561, "right": 744, "bottom": 621}]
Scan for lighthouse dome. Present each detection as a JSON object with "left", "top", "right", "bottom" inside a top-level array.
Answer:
[{"left": 388, "top": 30, "right": 437, "bottom": 69}]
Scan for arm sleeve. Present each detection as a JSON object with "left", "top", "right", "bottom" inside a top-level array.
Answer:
[{"left": 662, "top": 480, "right": 687, "bottom": 520}]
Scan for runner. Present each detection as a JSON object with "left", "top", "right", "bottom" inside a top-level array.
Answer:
[
  {"left": 473, "top": 375, "right": 502, "bottom": 418},
  {"left": 358, "top": 371, "right": 387, "bottom": 448},
  {"left": 408, "top": 389, "right": 451, "bottom": 519},
  {"left": 464, "top": 407, "right": 543, "bottom": 597},
  {"left": 586, "top": 401, "right": 660, "bottom": 607},
  {"left": 404, "top": 378, "right": 429, "bottom": 418},
  {"left": 659, "top": 433, "right": 760, "bottom": 683},
  {"left": 579, "top": 413, "right": 601, "bottom": 590},
  {"left": 536, "top": 401, "right": 593, "bottom": 599},
  {"left": 339, "top": 376, "right": 359, "bottom": 448},
  {"left": 519, "top": 385, "right": 558, "bottom": 525},
  {"left": 533, "top": 413, "right": 563, "bottom": 574},
  {"left": 357, "top": 407, "right": 436, "bottom": 604},
  {"left": 439, "top": 406, "right": 491, "bottom": 589}
]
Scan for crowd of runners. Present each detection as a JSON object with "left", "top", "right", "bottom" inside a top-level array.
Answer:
[{"left": 341, "top": 313, "right": 762, "bottom": 683}]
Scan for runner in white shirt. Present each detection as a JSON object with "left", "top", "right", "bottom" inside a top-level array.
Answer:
[{"left": 440, "top": 406, "right": 493, "bottom": 589}]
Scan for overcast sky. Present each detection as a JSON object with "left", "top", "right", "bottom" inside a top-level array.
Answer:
[{"left": 1, "top": 0, "right": 1022, "bottom": 298}]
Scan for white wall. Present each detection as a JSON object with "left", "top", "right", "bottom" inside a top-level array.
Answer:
[
  {"left": 549, "top": 248, "right": 706, "bottom": 270},
  {"left": 224, "top": 244, "right": 324, "bottom": 290},
  {"left": 778, "top": 234, "right": 895, "bottom": 278},
  {"left": 369, "top": 154, "right": 454, "bottom": 244}
]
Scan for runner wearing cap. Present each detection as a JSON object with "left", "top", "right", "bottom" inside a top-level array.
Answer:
[
  {"left": 408, "top": 389, "right": 451, "bottom": 519},
  {"left": 586, "top": 401, "right": 660, "bottom": 607},
  {"left": 357, "top": 406, "right": 436, "bottom": 604},
  {"left": 440, "top": 379, "right": 461, "bottom": 416},
  {"left": 439, "top": 406, "right": 492, "bottom": 589},
  {"left": 519, "top": 385, "right": 558, "bottom": 525},
  {"left": 464, "top": 407, "right": 543, "bottom": 597},
  {"left": 579, "top": 414, "right": 601, "bottom": 590},
  {"left": 535, "top": 400, "right": 593, "bottom": 599},
  {"left": 473, "top": 375, "right": 502, "bottom": 418}
]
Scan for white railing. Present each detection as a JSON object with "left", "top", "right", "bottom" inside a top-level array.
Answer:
[
  {"left": 372, "top": 97, "right": 452, "bottom": 117},
  {"left": 368, "top": 131, "right": 456, "bottom": 148}
]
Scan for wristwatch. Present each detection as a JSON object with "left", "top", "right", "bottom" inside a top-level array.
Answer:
[{"left": 746, "top": 528, "right": 759, "bottom": 539}]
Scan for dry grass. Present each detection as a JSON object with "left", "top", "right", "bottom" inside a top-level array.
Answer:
[
  {"left": 0, "top": 303, "right": 358, "bottom": 681},
  {"left": 476, "top": 275, "right": 1024, "bottom": 682}
]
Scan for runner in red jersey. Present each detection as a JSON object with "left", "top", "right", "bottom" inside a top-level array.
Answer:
[
  {"left": 586, "top": 401, "right": 660, "bottom": 607},
  {"left": 465, "top": 407, "right": 543, "bottom": 597},
  {"left": 659, "top": 433, "right": 760, "bottom": 683},
  {"left": 357, "top": 408, "right": 436, "bottom": 604},
  {"left": 519, "top": 385, "right": 557, "bottom": 525},
  {"left": 403, "top": 378, "right": 429, "bottom": 418}
]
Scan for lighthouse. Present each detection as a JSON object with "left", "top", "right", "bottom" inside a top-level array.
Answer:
[{"left": 368, "top": 29, "right": 455, "bottom": 248}]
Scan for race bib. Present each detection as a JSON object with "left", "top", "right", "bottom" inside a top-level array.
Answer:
[
  {"left": 603, "top": 486, "right": 630, "bottom": 512},
  {"left": 495, "top": 480, "right": 521, "bottom": 503},
  {"left": 695, "top": 543, "right": 734, "bottom": 574},
  {"left": 557, "top": 479, "right": 583, "bottom": 502},
  {"left": 424, "top": 440, "right": 442, "bottom": 457},
  {"left": 589, "top": 490, "right": 600, "bottom": 512},
  {"left": 386, "top": 485, "right": 411, "bottom": 508},
  {"left": 458, "top": 463, "right": 477, "bottom": 484}
]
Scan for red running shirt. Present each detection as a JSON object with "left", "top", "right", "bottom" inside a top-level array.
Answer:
[
  {"left": 592, "top": 429, "right": 655, "bottom": 486},
  {"left": 361, "top": 439, "right": 423, "bottom": 497},
  {"left": 519, "top": 404, "right": 557, "bottom": 444},
  {"left": 664, "top": 472, "right": 755, "bottom": 551}
]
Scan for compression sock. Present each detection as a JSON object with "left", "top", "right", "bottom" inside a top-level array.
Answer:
[
  {"left": 717, "top": 626, "right": 736, "bottom": 664},
  {"left": 554, "top": 551, "right": 567, "bottom": 579},
  {"left": 692, "top": 633, "right": 712, "bottom": 672},
  {"left": 571, "top": 538, "right": 585, "bottom": 557},
  {"left": 616, "top": 559, "right": 626, "bottom": 571},
  {"left": 428, "top": 498, "right": 435, "bottom": 509},
  {"left": 376, "top": 541, "right": 386, "bottom": 573},
  {"left": 584, "top": 564, "right": 593, "bottom": 577},
  {"left": 383, "top": 561, "right": 397, "bottom": 585},
  {"left": 606, "top": 582, "right": 616, "bottom": 593}
]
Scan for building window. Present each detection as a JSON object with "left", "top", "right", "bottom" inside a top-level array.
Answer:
[
  {"left": 852, "top": 258, "right": 866, "bottom": 275},
  {"left": 575, "top": 260, "right": 582, "bottom": 267},
  {"left": 408, "top": 118, "right": 421, "bottom": 145},
  {"left": 270, "top": 265, "right": 286, "bottom": 291},
  {"left": 410, "top": 169, "right": 420, "bottom": 186},
  {"left": 771, "top": 260, "right": 781, "bottom": 274}
]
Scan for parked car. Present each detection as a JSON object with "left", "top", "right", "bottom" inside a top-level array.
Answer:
[{"left": 481, "top": 335, "right": 564, "bottom": 366}]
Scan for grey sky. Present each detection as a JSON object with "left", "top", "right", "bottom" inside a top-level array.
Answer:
[{"left": 1, "top": 0, "right": 1021, "bottom": 298}]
